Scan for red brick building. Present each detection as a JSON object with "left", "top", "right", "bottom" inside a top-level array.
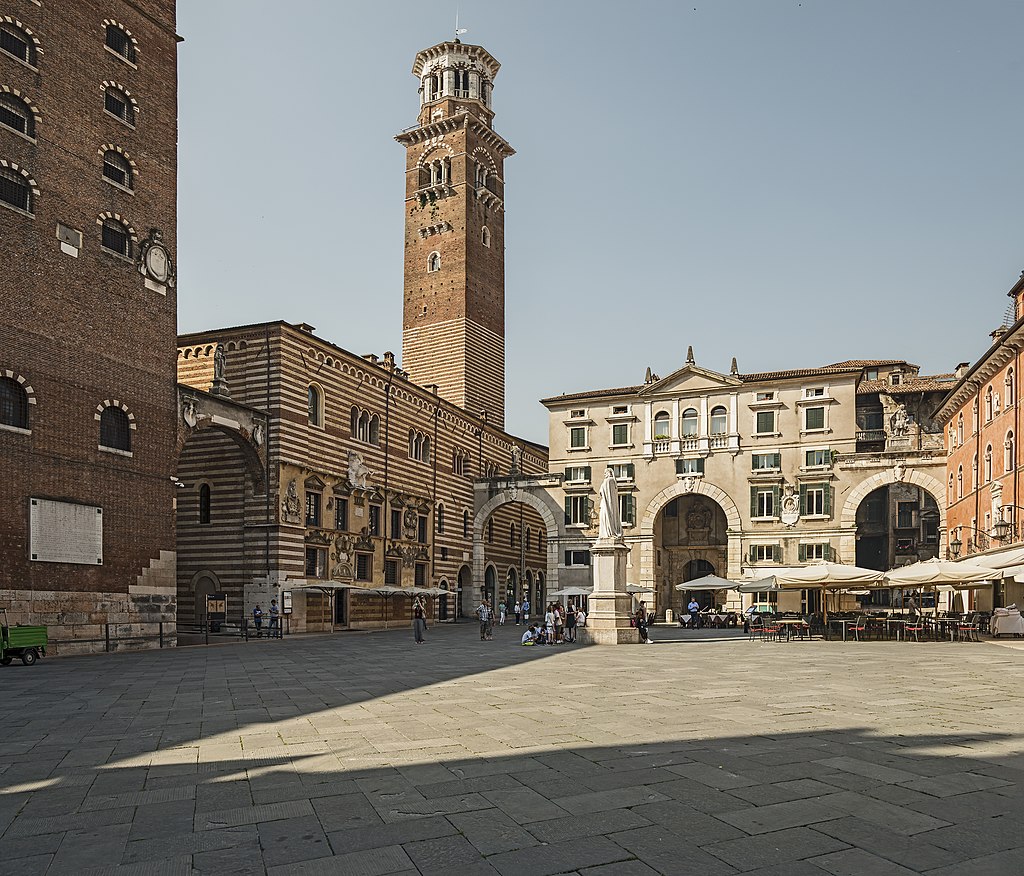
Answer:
[
  {"left": 0, "top": 1, "right": 179, "bottom": 651},
  {"left": 936, "top": 274, "right": 1024, "bottom": 606}
]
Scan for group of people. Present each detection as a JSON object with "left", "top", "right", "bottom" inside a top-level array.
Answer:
[
  {"left": 250, "top": 599, "right": 282, "bottom": 638},
  {"left": 520, "top": 602, "right": 586, "bottom": 645}
]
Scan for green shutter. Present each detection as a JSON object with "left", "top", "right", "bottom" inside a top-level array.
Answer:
[
  {"left": 823, "top": 485, "right": 832, "bottom": 516},
  {"left": 564, "top": 551, "right": 571, "bottom": 566},
  {"left": 626, "top": 463, "right": 635, "bottom": 479},
  {"left": 749, "top": 545, "right": 757, "bottom": 563},
  {"left": 773, "top": 452, "right": 782, "bottom": 468},
  {"left": 773, "top": 544, "right": 782, "bottom": 563},
  {"left": 798, "top": 544, "right": 807, "bottom": 562},
  {"left": 564, "top": 497, "right": 571, "bottom": 525},
  {"left": 750, "top": 487, "right": 758, "bottom": 517},
  {"left": 584, "top": 466, "right": 592, "bottom": 482},
  {"left": 585, "top": 497, "right": 593, "bottom": 523},
  {"left": 772, "top": 485, "right": 781, "bottom": 517},
  {"left": 624, "top": 494, "right": 635, "bottom": 524},
  {"left": 799, "top": 483, "right": 808, "bottom": 515},
  {"left": 824, "top": 544, "right": 833, "bottom": 561},
  {"left": 697, "top": 458, "right": 706, "bottom": 474},
  {"left": 564, "top": 467, "right": 571, "bottom": 480}
]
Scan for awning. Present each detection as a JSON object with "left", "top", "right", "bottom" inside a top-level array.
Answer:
[
  {"left": 675, "top": 573, "right": 744, "bottom": 591},
  {"left": 735, "top": 577, "right": 783, "bottom": 594},
  {"left": 769, "top": 562, "right": 886, "bottom": 589},
  {"left": 884, "top": 558, "right": 995, "bottom": 586},
  {"left": 961, "top": 546, "right": 1024, "bottom": 571},
  {"left": 548, "top": 586, "right": 594, "bottom": 597}
]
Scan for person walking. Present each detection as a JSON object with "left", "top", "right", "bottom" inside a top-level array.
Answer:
[
  {"left": 514, "top": 600, "right": 522, "bottom": 625},
  {"left": 499, "top": 601, "right": 507, "bottom": 625},
  {"left": 476, "top": 599, "right": 491, "bottom": 641},
  {"left": 412, "top": 596, "right": 427, "bottom": 644},
  {"left": 544, "top": 603, "right": 555, "bottom": 644},
  {"left": 268, "top": 598, "right": 280, "bottom": 638},
  {"left": 485, "top": 600, "right": 495, "bottom": 639},
  {"left": 565, "top": 603, "right": 577, "bottom": 643},
  {"left": 252, "top": 604, "right": 264, "bottom": 638}
]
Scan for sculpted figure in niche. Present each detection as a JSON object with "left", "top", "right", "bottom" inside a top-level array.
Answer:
[
  {"left": 282, "top": 479, "right": 302, "bottom": 523},
  {"left": 891, "top": 404, "right": 910, "bottom": 437},
  {"left": 598, "top": 467, "right": 623, "bottom": 540},
  {"left": 213, "top": 344, "right": 226, "bottom": 381},
  {"left": 348, "top": 451, "right": 372, "bottom": 489}
]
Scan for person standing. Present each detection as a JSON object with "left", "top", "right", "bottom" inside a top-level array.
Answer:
[
  {"left": 499, "top": 601, "right": 507, "bottom": 625},
  {"left": 268, "top": 598, "right": 280, "bottom": 638},
  {"left": 544, "top": 603, "right": 555, "bottom": 644},
  {"left": 514, "top": 600, "right": 522, "bottom": 625},
  {"left": 687, "top": 596, "right": 701, "bottom": 629},
  {"left": 485, "top": 600, "right": 495, "bottom": 639},
  {"left": 476, "top": 599, "right": 491, "bottom": 641},
  {"left": 565, "top": 603, "right": 577, "bottom": 643},
  {"left": 522, "top": 597, "right": 531, "bottom": 624},
  {"left": 634, "top": 604, "right": 650, "bottom": 643},
  {"left": 412, "top": 596, "right": 427, "bottom": 644},
  {"left": 252, "top": 604, "right": 263, "bottom": 638}
]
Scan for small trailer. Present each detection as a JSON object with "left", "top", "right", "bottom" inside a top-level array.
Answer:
[{"left": 0, "top": 609, "right": 47, "bottom": 666}]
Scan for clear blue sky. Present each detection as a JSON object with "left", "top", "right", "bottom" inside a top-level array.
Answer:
[{"left": 177, "top": 1, "right": 1024, "bottom": 445}]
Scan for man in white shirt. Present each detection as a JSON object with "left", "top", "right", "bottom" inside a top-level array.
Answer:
[
  {"left": 476, "top": 600, "right": 491, "bottom": 641},
  {"left": 521, "top": 626, "right": 536, "bottom": 645}
]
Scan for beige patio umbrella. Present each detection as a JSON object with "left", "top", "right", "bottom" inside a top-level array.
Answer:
[
  {"left": 768, "top": 562, "right": 886, "bottom": 623},
  {"left": 885, "top": 558, "right": 995, "bottom": 616}
]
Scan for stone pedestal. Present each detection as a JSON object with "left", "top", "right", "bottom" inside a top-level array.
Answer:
[{"left": 578, "top": 537, "right": 641, "bottom": 645}]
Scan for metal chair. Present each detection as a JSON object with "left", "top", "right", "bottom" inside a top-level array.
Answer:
[
  {"left": 848, "top": 615, "right": 868, "bottom": 641},
  {"left": 957, "top": 613, "right": 980, "bottom": 643}
]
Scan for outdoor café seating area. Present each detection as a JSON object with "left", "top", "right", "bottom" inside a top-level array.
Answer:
[{"left": 746, "top": 610, "right": 992, "bottom": 643}]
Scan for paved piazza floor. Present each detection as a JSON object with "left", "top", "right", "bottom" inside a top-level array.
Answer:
[{"left": 3, "top": 624, "right": 1024, "bottom": 875}]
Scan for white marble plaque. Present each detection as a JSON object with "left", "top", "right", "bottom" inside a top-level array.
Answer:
[{"left": 29, "top": 498, "right": 103, "bottom": 565}]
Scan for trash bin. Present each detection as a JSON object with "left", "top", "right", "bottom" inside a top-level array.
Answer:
[{"left": 665, "top": 609, "right": 674, "bottom": 625}]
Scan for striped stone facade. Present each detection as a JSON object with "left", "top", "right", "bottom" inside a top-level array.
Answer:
[{"left": 176, "top": 322, "right": 547, "bottom": 631}]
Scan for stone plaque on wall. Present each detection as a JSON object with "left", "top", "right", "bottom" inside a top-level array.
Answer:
[{"left": 29, "top": 498, "right": 103, "bottom": 565}]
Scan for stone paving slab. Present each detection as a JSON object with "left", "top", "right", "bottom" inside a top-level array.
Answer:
[{"left": 2, "top": 624, "right": 1024, "bottom": 873}]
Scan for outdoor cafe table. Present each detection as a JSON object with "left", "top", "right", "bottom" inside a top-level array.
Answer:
[
  {"left": 827, "top": 618, "right": 853, "bottom": 641},
  {"left": 775, "top": 618, "right": 809, "bottom": 641}
]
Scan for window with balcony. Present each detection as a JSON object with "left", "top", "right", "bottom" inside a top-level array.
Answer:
[
  {"left": 682, "top": 408, "right": 699, "bottom": 437},
  {"left": 653, "top": 411, "right": 671, "bottom": 440},
  {"left": 709, "top": 406, "right": 727, "bottom": 435}
]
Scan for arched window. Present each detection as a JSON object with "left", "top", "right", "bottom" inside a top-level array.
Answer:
[
  {"left": 427, "top": 251, "right": 440, "bottom": 273},
  {"left": 709, "top": 406, "right": 727, "bottom": 435},
  {"left": 1006, "top": 431, "right": 1015, "bottom": 473},
  {"left": 369, "top": 414, "right": 380, "bottom": 445},
  {"left": 422, "top": 435, "right": 431, "bottom": 464},
  {"left": 972, "top": 454, "right": 978, "bottom": 491},
  {"left": 99, "top": 406, "right": 131, "bottom": 451},
  {"left": 682, "top": 408, "right": 699, "bottom": 437},
  {"left": 350, "top": 406, "right": 379, "bottom": 444},
  {"left": 1007, "top": 369, "right": 1016, "bottom": 406},
  {"left": 198, "top": 484, "right": 211, "bottom": 525},
  {"left": 984, "top": 445, "right": 993, "bottom": 482},
  {"left": 481, "top": 226, "right": 490, "bottom": 247},
  {"left": 105, "top": 24, "right": 137, "bottom": 64},
  {"left": 949, "top": 473, "right": 955, "bottom": 504},
  {"left": 653, "top": 410, "right": 670, "bottom": 440},
  {"left": 985, "top": 386, "right": 994, "bottom": 422},
  {"left": 463, "top": 509, "right": 469, "bottom": 538},
  {"left": 104, "top": 84, "right": 136, "bottom": 126},
  {"left": 437, "top": 503, "right": 445, "bottom": 534},
  {"left": 307, "top": 385, "right": 323, "bottom": 426},
  {"left": 957, "top": 465, "right": 963, "bottom": 499},
  {"left": 102, "top": 150, "right": 133, "bottom": 189},
  {"left": 0, "top": 165, "right": 32, "bottom": 214},
  {"left": 957, "top": 414, "right": 964, "bottom": 446},
  {"left": 0, "top": 376, "right": 28, "bottom": 429},
  {"left": 101, "top": 217, "right": 132, "bottom": 258},
  {"left": 0, "top": 20, "right": 37, "bottom": 67},
  {"left": 0, "top": 92, "right": 34, "bottom": 138}
]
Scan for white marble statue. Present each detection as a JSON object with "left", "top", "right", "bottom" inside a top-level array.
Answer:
[{"left": 598, "top": 467, "right": 623, "bottom": 540}]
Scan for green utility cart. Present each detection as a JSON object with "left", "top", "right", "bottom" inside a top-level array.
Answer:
[{"left": 0, "top": 609, "right": 47, "bottom": 666}]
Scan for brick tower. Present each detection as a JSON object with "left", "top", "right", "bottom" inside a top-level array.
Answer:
[{"left": 396, "top": 39, "right": 514, "bottom": 428}]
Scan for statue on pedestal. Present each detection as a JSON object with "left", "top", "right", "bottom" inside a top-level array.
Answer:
[{"left": 598, "top": 468, "right": 623, "bottom": 540}]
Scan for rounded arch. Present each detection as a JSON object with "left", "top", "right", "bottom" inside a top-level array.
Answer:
[
  {"left": 840, "top": 468, "right": 947, "bottom": 534},
  {"left": 175, "top": 417, "right": 267, "bottom": 495},
  {"left": 640, "top": 480, "right": 742, "bottom": 537}
]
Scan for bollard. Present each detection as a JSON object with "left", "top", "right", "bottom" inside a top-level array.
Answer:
[
  {"left": 104, "top": 623, "right": 110, "bottom": 652},
  {"left": 159, "top": 621, "right": 164, "bottom": 648}
]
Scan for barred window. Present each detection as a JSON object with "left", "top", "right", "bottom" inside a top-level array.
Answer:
[
  {"left": 104, "top": 86, "right": 135, "bottom": 126},
  {"left": 0, "top": 93, "right": 33, "bottom": 137},
  {"left": 0, "top": 22, "right": 36, "bottom": 66},
  {"left": 0, "top": 166, "right": 31, "bottom": 213},
  {"left": 99, "top": 406, "right": 131, "bottom": 451},
  {"left": 0, "top": 377, "right": 28, "bottom": 429},
  {"left": 105, "top": 25, "right": 136, "bottom": 64},
  {"left": 102, "top": 150, "right": 133, "bottom": 189},
  {"left": 101, "top": 218, "right": 132, "bottom": 257},
  {"left": 198, "top": 484, "right": 211, "bottom": 525}
]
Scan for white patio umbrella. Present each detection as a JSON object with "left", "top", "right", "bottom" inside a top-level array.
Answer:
[
  {"left": 548, "top": 586, "right": 593, "bottom": 597},
  {"left": 674, "top": 574, "right": 743, "bottom": 591},
  {"left": 735, "top": 577, "right": 783, "bottom": 594},
  {"left": 625, "top": 584, "right": 654, "bottom": 594},
  {"left": 884, "top": 558, "right": 995, "bottom": 586},
  {"left": 768, "top": 562, "right": 886, "bottom": 622}
]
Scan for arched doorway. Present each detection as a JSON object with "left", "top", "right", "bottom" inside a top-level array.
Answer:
[
  {"left": 856, "top": 484, "right": 941, "bottom": 606},
  {"left": 457, "top": 565, "right": 471, "bottom": 618},
  {"left": 655, "top": 495, "right": 729, "bottom": 615},
  {"left": 484, "top": 565, "right": 497, "bottom": 605},
  {"left": 505, "top": 567, "right": 518, "bottom": 610},
  {"left": 438, "top": 580, "right": 450, "bottom": 622},
  {"left": 192, "top": 571, "right": 219, "bottom": 627}
]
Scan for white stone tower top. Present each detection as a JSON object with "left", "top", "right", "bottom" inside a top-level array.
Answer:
[{"left": 412, "top": 40, "right": 502, "bottom": 126}]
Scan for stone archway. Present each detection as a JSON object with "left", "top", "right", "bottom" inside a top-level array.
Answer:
[
  {"left": 639, "top": 479, "right": 743, "bottom": 593},
  {"left": 473, "top": 481, "right": 565, "bottom": 599}
]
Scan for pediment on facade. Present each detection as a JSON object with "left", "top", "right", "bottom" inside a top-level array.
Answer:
[{"left": 639, "top": 365, "right": 741, "bottom": 397}]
